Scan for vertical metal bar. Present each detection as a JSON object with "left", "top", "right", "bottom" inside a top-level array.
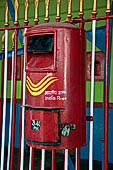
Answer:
[
  {"left": 79, "top": 0, "right": 84, "bottom": 16},
  {"left": 24, "top": 0, "right": 29, "bottom": 26},
  {"left": 7, "top": 50, "right": 14, "bottom": 170},
  {"left": 75, "top": 149, "right": 77, "bottom": 170},
  {"left": 24, "top": 3, "right": 32, "bottom": 170},
  {"left": 104, "top": 2, "right": 111, "bottom": 170},
  {"left": 56, "top": 0, "right": 61, "bottom": 22},
  {"left": 18, "top": 54, "right": 24, "bottom": 170},
  {"left": 41, "top": 149, "right": 45, "bottom": 170},
  {"left": 78, "top": 0, "right": 84, "bottom": 20},
  {"left": 45, "top": 0, "right": 50, "bottom": 23},
  {"left": 75, "top": 148, "right": 80, "bottom": 170},
  {"left": 104, "top": 18, "right": 109, "bottom": 170},
  {"left": 0, "top": 1, "right": 8, "bottom": 169},
  {"left": 75, "top": 2, "right": 84, "bottom": 170},
  {"left": 10, "top": 27, "right": 18, "bottom": 170},
  {"left": 0, "top": 35, "right": 5, "bottom": 135},
  {"left": 0, "top": 51, "right": 4, "bottom": 137},
  {"left": 29, "top": 147, "right": 34, "bottom": 170},
  {"left": 20, "top": 28, "right": 27, "bottom": 170},
  {"left": 64, "top": 149, "right": 68, "bottom": 170},
  {"left": 10, "top": 0, "right": 19, "bottom": 169},
  {"left": 0, "top": 28, "right": 8, "bottom": 170},
  {"left": 17, "top": 49, "right": 24, "bottom": 170},
  {"left": 14, "top": 0, "right": 19, "bottom": 25},
  {"left": 76, "top": 147, "right": 80, "bottom": 170},
  {"left": 67, "top": 0, "right": 72, "bottom": 21},
  {"left": 62, "top": 149, "right": 74, "bottom": 170},
  {"left": 106, "top": 0, "right": 111, "bottom": 13},
  {"left": 7, "top": 32, "right": 15, "bottom": 170},
  {"left": 89, "top": 19, "right": 96, "bottom": 170},
  {"left": 19, "top": 2, "right": 29, "bottom": 169},
  {"left": 52, "top": 150, "right": 56, "bottom": 170},
  {"left": 89, "top": 1, "right": 97, "bottom": 170},
  {"left": 34, "top": 0, "right": 39, "bottom": 24},
  {"left": 18, "top": 53, "right": 24, "bottom": 170},
  {"left": 31, "top": 148, "right": 34, "bottom": 170},
  {"left": 29, "top": 147, "right": 32, "bottom": 170},
  {"left": 104, "top": 11, "right": 110, "bottom": 170}
]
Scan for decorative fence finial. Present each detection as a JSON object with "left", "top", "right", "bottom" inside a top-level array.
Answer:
[
  {"left": 45, "top": 0, "right": 50, "bottom": 23},
  {"left": 5, "top": 0, "right": 9, "bottom": 26},
  {"left": 1, "top": 34, "right": 5, "bottom": 51},
  {"left": 56, "top": 0, "right": 61, "bottom": 22},
  {"left": 24, "top": 0, "right": 29, "bottom": 25},
  {"left": 34, "top": 0, "right": 39, "bottom": 24},
  {"left": 11, "top": 32, "right": 15, "bottom": 49},
  {"left": 106, "top": 0, "right": 111, "bottom": 13},
  {"left": 14, "top": 0, "right": 19, "bottom": 25},
  {"left": 92, "top": 0, "right": 97, "bottom": 17},
  {"left": 67, "top": 0, "right": 72, "bottom": 21},
  {"left": 79, "top": 0, "right": 84, "bottom": 18}
]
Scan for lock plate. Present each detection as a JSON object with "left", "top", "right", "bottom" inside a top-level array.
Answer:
[{"left": 61, "top": 124, "right": 76, "bottom": 137}]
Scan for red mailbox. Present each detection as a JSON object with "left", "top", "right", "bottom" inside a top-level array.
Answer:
[{"left": 25, "top": 23, "right": 86, "bottom": 149}]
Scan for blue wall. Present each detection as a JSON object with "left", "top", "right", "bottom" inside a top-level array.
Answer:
[
  {"left": 4, "top": 103, "right": 21, "bottom": 148},
  {"left": 81, "top": 108, "right": 113, "bottom": 163}
]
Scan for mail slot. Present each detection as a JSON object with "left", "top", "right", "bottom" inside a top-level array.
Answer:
[{"left": 24, "top": 23, "right": 86, "bottom": 149}]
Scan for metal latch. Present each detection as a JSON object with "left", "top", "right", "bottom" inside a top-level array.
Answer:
[{"left": 61, "top": 124, "right": 76, "bottom": 137}]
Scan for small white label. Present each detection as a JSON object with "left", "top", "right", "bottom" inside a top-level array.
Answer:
[{"left": 31, "top": 120, "right": 40, "bottom": 131}]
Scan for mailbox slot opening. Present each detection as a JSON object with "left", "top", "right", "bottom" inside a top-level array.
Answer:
[{"left": 26, "top": 33, "right": 56, "bottom": 71}]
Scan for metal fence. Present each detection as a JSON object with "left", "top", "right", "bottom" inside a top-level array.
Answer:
[{"left": 0, "top": 0, "right": 112, "bottom": 170}]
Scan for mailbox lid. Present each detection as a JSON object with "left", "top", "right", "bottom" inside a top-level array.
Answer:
[{"left": 25, "top": 108, "right": 61, "bottom": 145}]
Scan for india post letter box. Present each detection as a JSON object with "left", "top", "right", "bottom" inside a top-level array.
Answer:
[{"left": 25, "top": 23, "right": 86, "bottom": 149}]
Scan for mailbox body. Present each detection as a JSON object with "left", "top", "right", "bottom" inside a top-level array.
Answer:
[{"left": 25, "top": 23, "right": 86, "bottom": 149}]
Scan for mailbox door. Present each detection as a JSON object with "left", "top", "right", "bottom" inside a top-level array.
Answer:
[{"left": 25, "top": 108, "right": 61, "bottom": 145}]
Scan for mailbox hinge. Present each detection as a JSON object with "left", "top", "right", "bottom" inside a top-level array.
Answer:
[{"left": 86, "top": 116, "right": 94, "bottom": 121}]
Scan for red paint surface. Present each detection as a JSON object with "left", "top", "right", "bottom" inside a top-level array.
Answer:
[
  {"left": 18, "top": 49, "right": 24, "bottom": 170},
  {"left": 7, "top": 55, "right": 21, "bottom": 80},
  {"left": 10, "top": 28, "right": 18, "bottom": 170},
  {"left": 77, "top": 147, "right": 80, "bottom": 170},
  {"left": 0, "top": 53, "right": 4, "bottom": 137},
  {"left": 25, "top": 23, "right": 86, "bottom": 149},
  {"left": 52, "top": 150, "right": 56, "bottom": 170},
  {"left": 86, "top": 51, "right": 104, "bottom": 81},
  {"left": 104, "top": 13, "right": 110, "bottom": 170},
  {"left": 31, "top": 148, "right": 34, "bottom": 170}
]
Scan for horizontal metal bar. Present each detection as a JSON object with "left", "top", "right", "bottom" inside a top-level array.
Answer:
[
  {"left": 0, "top": 14, "right": 113, "bottom": 31},
  {"left": 0, "top": 48, "right": 23, "bottom": 59},
  {"left": 73, "top": 15, "right": 113, "bottom": 23},
  {"left": 0, "top": 25, "right": 34, "bottom": 31}
]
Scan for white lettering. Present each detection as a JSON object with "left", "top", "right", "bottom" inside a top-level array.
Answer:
[
  {"left": 58, "top": 91, "right": 67, "bottom": 95},
  {"left": 45, "top": 96, "right": 56, "bottom": 101},
  {"left": 45, "top": 90, "right": 57, "bottom": 95},
  {"left": 57, "top": 96, "right": 67, "bottom": 101}
]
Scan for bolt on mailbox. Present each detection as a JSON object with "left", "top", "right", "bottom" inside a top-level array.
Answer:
[{"left": 24, "top": 22, "right": 86, "bottom": 149}]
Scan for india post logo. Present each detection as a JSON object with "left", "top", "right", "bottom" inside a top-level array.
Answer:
[{"left": 26, "top": 74, "right": 58, "bottom": 96}]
